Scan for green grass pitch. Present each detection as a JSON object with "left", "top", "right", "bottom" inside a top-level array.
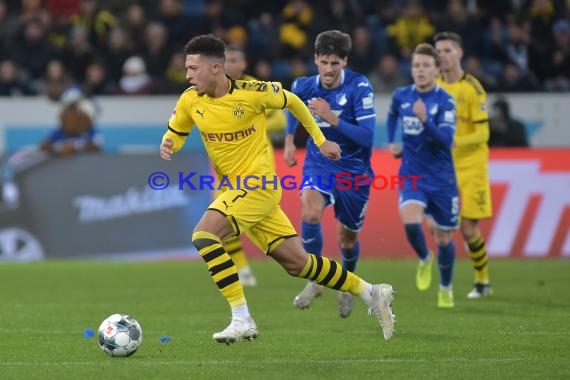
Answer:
[{"left": 0, "top": 259, "right": 568, "bottom": 379}]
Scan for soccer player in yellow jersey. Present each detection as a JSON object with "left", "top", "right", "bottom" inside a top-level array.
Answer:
[
  {"left": 434, "top": 32, "right": 493, "bottom": 299},
  {"left": 160, "top": 34, "right": 396, "bottom": 343},
  {"left": 219, "top": 45, "right": 287, "bottom": 287}
]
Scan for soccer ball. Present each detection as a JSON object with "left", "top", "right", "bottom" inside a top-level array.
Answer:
[{"left": 97, "top": 313, "right": 143, "bottom": 357}]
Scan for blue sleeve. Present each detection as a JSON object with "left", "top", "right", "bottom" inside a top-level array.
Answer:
[
  {"left": 423, "top": 120, "right": 453, "bottom": 147},
  {"left": 335, "top": 117, "right": 375, "bottom": 148},
  {"left": 386, "top": 91, "right": 400, "bottom": 143},
  {"left": 351, "top": 77, "right": 376, "bottom": 123},
  {"left": 424, "top": 96, "right": 456, "bottom": 147},
  {"left": 331, "top": 76, "right": 376, "bottom": 148},
  {"left": 286, "top": 78, "right": 301, "bottom": 135}
]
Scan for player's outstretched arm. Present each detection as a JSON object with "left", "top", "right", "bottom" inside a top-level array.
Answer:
[
  {"left": 284, "top": 90, "right": 342, "bottom": 160},
  {"left": 283, "top": 90, "right": 326, "bottom": 146},
  {"left": 308, "top": 97, "right": 374, "bottom": 148},
  {"left": 284, "top": 107, "right": 298, "bottom": 167},
  {"left": 160, "top": 138, "right": 174, "bottom": 161},
  {"left": 283, "top": 134, "right": 297, "bottom": 167},
  {"left": 160, "top": 126, "right": 188, "bottom": 160}
]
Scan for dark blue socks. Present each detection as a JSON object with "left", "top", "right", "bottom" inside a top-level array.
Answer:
[
  {"left": 301, "top": 221, "right": 323, "bottom": 257},
  {"left": 404, "top": 223, "right": 429, "bottom": 261},
  {"left": 341, "top": 240, "right": 360, "bottom": 272},
  {"left": 438, "top": 242, "right": 455, "bottom": 287}
]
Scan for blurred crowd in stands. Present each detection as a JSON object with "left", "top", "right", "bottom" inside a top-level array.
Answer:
[{"left": 0, "top": 0, "right": 569, "bottom": 100}]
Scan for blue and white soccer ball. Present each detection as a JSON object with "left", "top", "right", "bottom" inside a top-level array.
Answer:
[{"left": 97, "top": 313, "right": 143, "bottom": 357}]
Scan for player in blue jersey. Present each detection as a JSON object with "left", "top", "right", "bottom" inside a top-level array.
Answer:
[
  {"left": 386, "top": 43, "right": 459, "bottom": 308},
  {"left": 284, "top": 30, "right": 376, "bottom": 318}
]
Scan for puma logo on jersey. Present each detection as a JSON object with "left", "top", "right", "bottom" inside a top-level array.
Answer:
[{"left": 196, "top": 109, "right": 205, "bottom": 118}]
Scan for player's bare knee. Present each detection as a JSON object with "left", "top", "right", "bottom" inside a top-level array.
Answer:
[
  {"left": 338, "top": 229, "right": 358, "bottom": 250},
  {"left": 339, "top": 241, "right": 356, "bottom": 250},
  {"left": 301, "top": 208, "right": 321, "bottom": 223},
  {"left": 435, "top": 230, "right": 453, "bottom": 246},
  {"left": 192, "top": 225, "right": 202, "bottom": 236},
  {"left": 301, "top": 191, "right": 324, "bottom": 223},
  {"left": 461, "top": 227, "right": 477, "bottom": 241},
  {"left": 192, "top": 213, "right": 234, "bottom": 240},
  {"left": 192, "top": 220, "right": 211, "bottom": 236},
  {"left": 460, "top": 219, "right": 479, "bottom": 239}
]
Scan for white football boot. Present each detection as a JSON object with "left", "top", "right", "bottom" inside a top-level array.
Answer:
[
  {"left": 366, "top": 284, "right": 396, "bottom": 341},
  {"left": 212, "top": 316, "right": 258, "bottom": 344},
  {"left": 467, "top": 283, "right": 492, "bottom": 299},
  {"left": 293, "top": 282, "right": 324, "bottom": 309},
  {"left": 338, "top": 292, "right": 355, "bottom": 318}
]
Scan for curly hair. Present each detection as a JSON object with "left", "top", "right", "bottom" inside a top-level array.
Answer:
[
  {"left": 314, "top": 30, "right": 352, "bottom": 58},
  {"left": 184, "top": 34, "right": 226, "bottom": 61}
]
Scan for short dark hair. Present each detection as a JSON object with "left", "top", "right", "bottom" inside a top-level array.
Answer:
[
  {"left": 433, "top": 31, "right": 463, "bottom": 49},
  {"left": 225, "top": 44, "right": 245, "bottom": 58},
  {"left": 314, "top": 30, "right": 352, "bottom": 58},
  {"left": 184, "top": 34, "right": 226, "bottom": 61},
  {"left": 412, "top": 43, "right": 440, "bottom": 66}
]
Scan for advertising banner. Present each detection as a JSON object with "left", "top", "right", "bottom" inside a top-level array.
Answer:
[
  {"left": 241, "top": 148, "right": 570, "bottom": 259},
  {"left": 0, "top": 153, "right": 210, "bottom": 261},
  {"left": 2, "top": 149, "right": 567, "bottom": 261}
]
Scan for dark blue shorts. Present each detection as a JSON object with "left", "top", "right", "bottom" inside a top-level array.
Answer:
[
  {"left": 300, "top": 169, "right": 370, "bottom": 231},
  {"left": 399, "top": 187, "right": 459, "bottom": 230}
]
